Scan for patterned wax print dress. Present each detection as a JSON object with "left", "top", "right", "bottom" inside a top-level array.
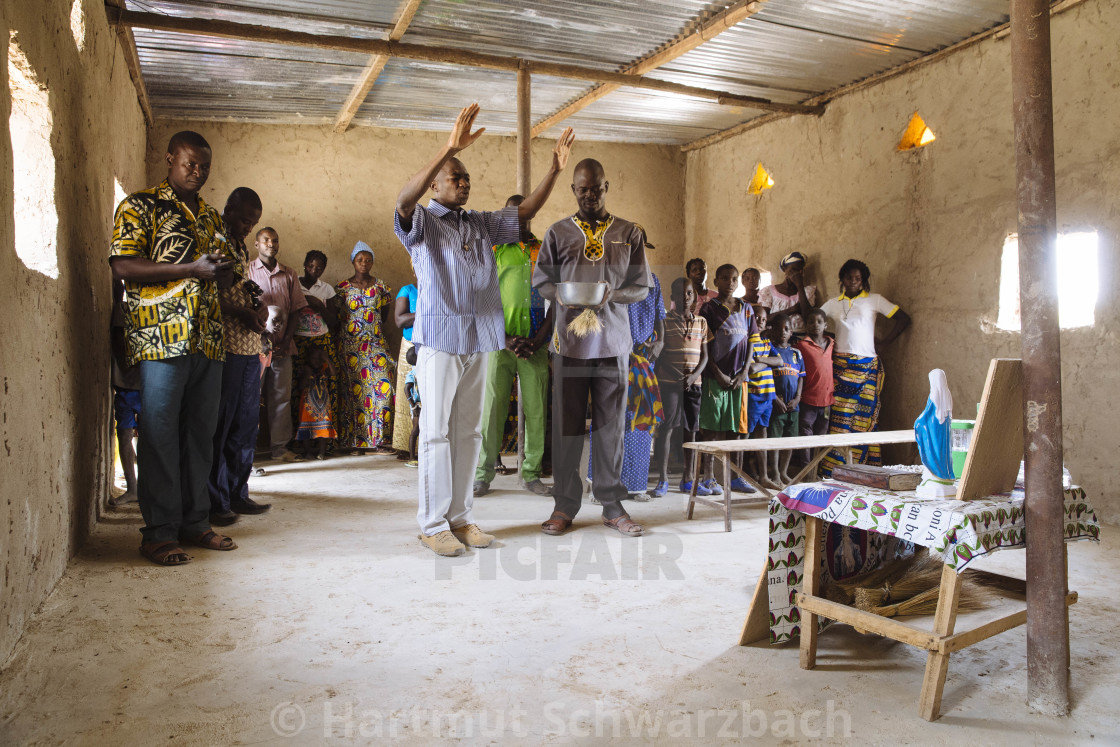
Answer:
[{"left": 335, "top": 278, "right": 395, "bottom": 449}]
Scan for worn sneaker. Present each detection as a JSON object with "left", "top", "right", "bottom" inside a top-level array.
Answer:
[
  {"left": 451, "top": 524, "right": 494, "bottom": 548},
  {"left": 730, "top": 477, "right": 757, "bottom": 494},
  {"left": 702, "top": 478, "right": 723, "bottom": 496},
  {"left": 473, "top": 480, "right": 491, "bottom": 497},
  {"left": 276, "top": 450, "right": 305, "bottom": 463},
  {"left": 418, "top": 530, "right": 466, "bottom": 556},
  {"left": 520, "top": 479, "right": 553, "bottom": 496},
  {"left": 679, "top": 480, "right": 712, "bottom": 497},
  {"left": 647, "top": 480, "right": 669, "bottom": 498}
]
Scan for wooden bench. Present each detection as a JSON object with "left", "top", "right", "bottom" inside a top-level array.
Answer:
[{"left": 683, "top": 430, "right": 917, "bottom": 531}]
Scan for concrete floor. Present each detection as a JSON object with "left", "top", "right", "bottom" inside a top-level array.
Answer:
[{"left": 0, "top": 455, "right": 1116, "bottom": 745}]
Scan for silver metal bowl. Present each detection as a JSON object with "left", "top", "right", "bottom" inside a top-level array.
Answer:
[{"left": 556, "top": 281, "right": 607, "bottom": 308}]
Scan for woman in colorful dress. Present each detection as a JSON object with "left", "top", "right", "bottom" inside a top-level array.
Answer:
[
  {"left": 335, "top": 241, "right": 396, "bottom": 454},
  {"left": 818, "top": 259, "right": 910, "bottom": 476},
  {"left": 292, "top": 250, "right": 339, "bottom": 450}
]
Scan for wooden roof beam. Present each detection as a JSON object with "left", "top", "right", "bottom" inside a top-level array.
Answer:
[
  {"left": 531, "top": 0, "right": 766, "bottom": 137},
  {"left": 333, "top": 0, "right": 423, "bottom": 134},
  {"left": 107, "top": 7, "right": 824, "bottom": 118},
  {"left": 104, "top": 0, "right": 154, "bottom": 128}
]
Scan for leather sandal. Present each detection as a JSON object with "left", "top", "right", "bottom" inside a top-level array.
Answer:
[
  {"left": 180, "top": 530, "right": 238, "bottom": 551},
  {"left": 139, "top": 541, "right": 192, "bottom": 566},
  {"left": 603, "top": 514, "right": 643, "bottom": 537},
  {"left": 541, "top": 511, "right": 573, "bottom": 536}
]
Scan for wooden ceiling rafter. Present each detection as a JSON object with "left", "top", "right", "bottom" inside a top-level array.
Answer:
[
  {"left": 530, "top": 0, "right": 767, "bottom": 137},
  {"left": 332, "top": 0, "right": 424, "bottom": 134},
  {"left": 104, "top": 0, "right": 154, "bottom": 128},
  {"left": 106, "top": 6, "right": 825, "bottom": 119}
]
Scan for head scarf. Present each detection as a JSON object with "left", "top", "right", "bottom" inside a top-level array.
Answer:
[
  {"left": 779, "top": 251, "right": 806, "bottom": 270},
  {"left": 351, "top": 240, "right": 374, "bottom": 263}
]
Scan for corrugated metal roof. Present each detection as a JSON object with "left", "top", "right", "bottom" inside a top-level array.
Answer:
[{"left": 126, "top": 0, "right": 1014, "bottom": 144}]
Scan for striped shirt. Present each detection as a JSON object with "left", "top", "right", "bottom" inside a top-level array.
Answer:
[
  {"left": 747, "top": 334, "right": 776, "bottom": 395},
  {"left": 660, "top": 311, "right": 707, "bottom": 383},
  {"left": 394, "top": 200, "right": 519, "bottom": 355}
]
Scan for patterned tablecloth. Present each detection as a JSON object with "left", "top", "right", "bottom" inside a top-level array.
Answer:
[{"left": 766, "top": 483, "right": 1099, "bottom": 644}]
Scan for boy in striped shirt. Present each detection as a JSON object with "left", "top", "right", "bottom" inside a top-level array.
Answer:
[{"left": 744, "top": 305, "right": 783, "bottom": 490}]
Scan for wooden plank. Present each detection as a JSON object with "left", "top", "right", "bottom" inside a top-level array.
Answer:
[
  {"left": 918, "top": 564, "right": 964, "bottom": 721},
  {"left": 796, "top": 594, "right": 938, "bottom": 649},
  {"left": 684, "top": 429, "right": 915, "bottom": 454},
  {"left": 799, "top": 517, "right": 822, "bottom": 669},
  {"left": 740, "top": 565, "right": 771, "bottom": 645},
  {"left": 333, "top": 0, "right": 423, "bottom": 132},
  {"left": 938, "top": 591, "right": 1077, "bottom": 654},
  {"left": 110, "top": 8, "right": 824, "bottom": 117},
  {"left": 680, "top": 0, "right": 1092, "bottom": 153},
  {"left": 531, "top": 0, "right": 765, "bottom": 136},
  {"left": 104, "top": 0, "right": 153, "bottom": 128},
  {"left": 958, "top": 359, "right": 1024, "bottom": 500}
]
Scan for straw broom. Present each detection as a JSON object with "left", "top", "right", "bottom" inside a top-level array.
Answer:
[{"left": 567, "top": 308, "right": 603, "bottom": 338}]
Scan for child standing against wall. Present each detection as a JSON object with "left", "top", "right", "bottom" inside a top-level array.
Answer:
[
  {"left": 698, "top": 264, "right": 755, "bottom": 497},
  {"left": 653, "top": 278, "right": 710, "bottom": 496},
  {"left": 743, "top": 304, "right": 782, "bottom": 490},
  {"left": 404, "top": 345, "right": 421, "bottom": 467},
  {"left": 767, "top": 316, "right": 805, "bottom": 485},
  {"left": 295, "top": 347, "right": 336, "bottom": 460},
  {"left": 795, "top": 308, "right": 834, "bottom": 469}
]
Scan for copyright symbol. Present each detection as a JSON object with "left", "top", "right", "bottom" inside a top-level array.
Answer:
[{"left": 271, "top": 702, "right": 306, "bottom": 737}]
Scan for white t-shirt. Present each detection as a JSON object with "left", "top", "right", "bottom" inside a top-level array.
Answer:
[
  {"left": 301, "top": 278, "right": 336, "bottom": 303},
  {"left": 819, "top": 291, "right": 899, "bottom": 357},
  {"left": 759, "top": 284, "right": 817, "bottom": 333}
]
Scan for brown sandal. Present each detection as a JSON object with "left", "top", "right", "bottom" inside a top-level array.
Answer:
[
  {"left": 603, "top": 514, "right": 644, "bottom": 537},
  {"left": 180, "top": 530, "right": 238, "bottom": 551},
  {"left": 541, "top": 511, "right": 573, "bottom": 536},
  {"left": 140, "top": 541, "right": 192, "bottom": 566}
]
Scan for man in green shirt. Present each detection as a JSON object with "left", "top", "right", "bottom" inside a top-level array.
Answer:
[{"left": 473, "top": 195, "right": 555, "bottom": 497}]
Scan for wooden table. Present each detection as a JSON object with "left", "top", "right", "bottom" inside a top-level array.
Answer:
[
  {"left": 738, "top": 485, "right": 1097, "bottom": 720},
  {"left": 682, "top": 429, "right": 917, "bottom": 531}
]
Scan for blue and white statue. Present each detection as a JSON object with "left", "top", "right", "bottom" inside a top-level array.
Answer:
[{"left": 914, "top": 369, "right": 957, "bottom": 497}]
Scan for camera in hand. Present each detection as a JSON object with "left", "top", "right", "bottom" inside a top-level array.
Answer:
[{"left": 242, "top": 278, "right": 265, "bottom": 310}]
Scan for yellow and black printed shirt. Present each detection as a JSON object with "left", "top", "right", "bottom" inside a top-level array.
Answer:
[{"left": 109, "top": 180, "right": 227, "bottom": 366}]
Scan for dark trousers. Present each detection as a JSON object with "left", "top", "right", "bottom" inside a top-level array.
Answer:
[
  {"left": 798, "top": 404, "right": 831, "bottom": 464},
  {"left": 552, "top": 354, "right": 628, "bottom": 519},
  {"left": 208, "top": 353, "right": 263, "bottom": 513},
  {"left": 137, "top": 354, "right": 222, "bottom": 543}
]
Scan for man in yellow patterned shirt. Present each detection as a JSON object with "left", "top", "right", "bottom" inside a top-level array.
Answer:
[{"left": 109, "top": 130, "right": 239, "bottom": 566}]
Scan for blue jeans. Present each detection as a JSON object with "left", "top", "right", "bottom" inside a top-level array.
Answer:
[
  {"left": 137, "top": 354, "right": 222, "bottom": 543},
  {"left": 208, "top": 353, "right": 262, "bottom": 513}
]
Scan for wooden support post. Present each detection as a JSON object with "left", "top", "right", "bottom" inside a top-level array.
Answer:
[
  {"left": 1011, "top": 0, "right": 1071, "bottom": 717},
  {"left": 799, "top": 516, "right": 822, "bottom": 669},
  {"left": 918, "top": 564, "right": 964, "bottom": 721}
]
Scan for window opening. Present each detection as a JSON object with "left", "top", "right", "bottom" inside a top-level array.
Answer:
[
  {"left": 996, "top": 231, "right": 1098, "bottom": 330},
  {"left": 747, "top": 162, "right": 774, "bottom": 195},
  {"left": 8, "top": 34, "right": 59, "bottom": 279},
  {"left": 898, "top": 112, "right": 936, "bottom": 150}
]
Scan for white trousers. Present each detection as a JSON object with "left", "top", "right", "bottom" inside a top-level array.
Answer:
[{"left": 415, "top": 347, "right": 488, "bottom": 536}]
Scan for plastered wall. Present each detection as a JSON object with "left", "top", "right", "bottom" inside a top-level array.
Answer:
[
  {"left": 1, "top": 0, "right": 147, "bottom": 664},
  {"left": 145, "top": 121, "right": 686, "bottom": 352},
  {"left": 686, "top": 0, "right": 1120, "bottom": 520}
]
